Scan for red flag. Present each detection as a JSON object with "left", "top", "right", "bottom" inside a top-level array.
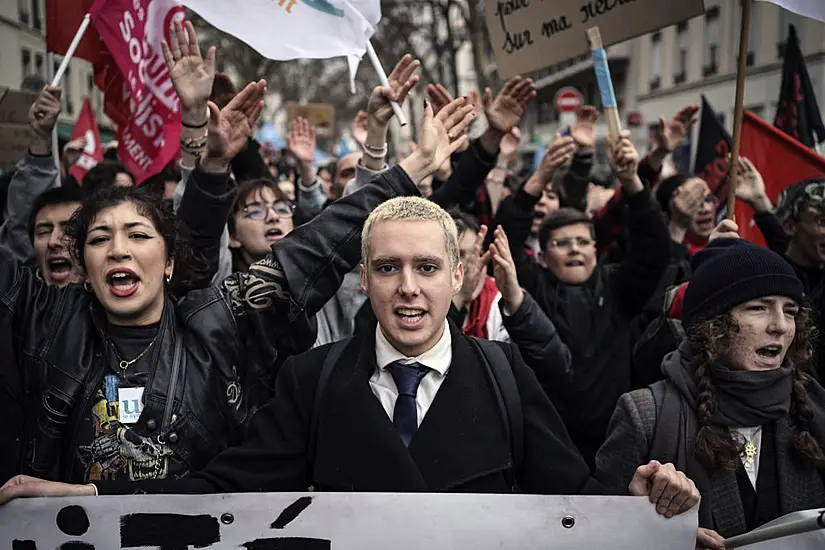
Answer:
[
  {"left": 90, "top": 0, "right": 184, "bottom": 184},
  {"left": 46, "top": 0, "right": 104, "bottom": 63},
  {"left": 68, "top": 99, "right": 104, "bottom": 183},
  {"left": 736, "top": 111, "right": 825, "bottom": 245}
]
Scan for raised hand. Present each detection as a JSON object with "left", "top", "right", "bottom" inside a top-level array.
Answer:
[
  {"left": 202, "top": 80, "right": 266, "bottom": 171},
  {"left": 537, "top": 133, "right": 577, "bottom": 184},
  {"left": 656, "top": 105, "right": 700, "bottom": 154},
  {"left": 400, "top": 97, "right": 475, "bottom": 183},
  {"left": 455, "top": 225, "right": 491, "bottom": 310},
  {"left": 351, "top": 111, "right": 369, "bottom": 145},
  {"left": 709, "top": 219, "right": 740, "bottom": 242},
  {"left": 62, "top": 136, "right": 88, "bottom": 171},
  {"left": 490, "top": 226, "right": 523, "bottom": 312},
  {"left": 367, "top": 54, "right": 420, "bottom": 127},
  {"left": 607, "top": 130, "right": 641, "bottom": 190},
  {"left": 426, "top": 83, "right": 454, "bottom": 116},
  {"left": 483, "top": 76, "right": 536, "bottom": 134},
  {"left": 570, "top": 105, "right": 599, "bottom": 151},
  {"left": 670, "top": 179, "right": 711, "bottom": 228},
  {"left": 161, "top": 20, "right": 216, "bottom": 126},
  {"left": 288, "top": 116, "right": 317, "bottom": 183},
  {"left": 499, "top": 127, "right": 521, "bottom": 163},
  {"left": 28, "top": 85, "right": 62, "bottom": 151},
  {"left": 733, "top": 155, "right": 771, "bottom": 211}
]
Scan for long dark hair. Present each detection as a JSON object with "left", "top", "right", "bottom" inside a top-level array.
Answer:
[
  {"left": 63, "top": 185, "right": 201, "bottom": 287},
  {"left": 688, "top": 308, "right": 825, "bottom": 471}
]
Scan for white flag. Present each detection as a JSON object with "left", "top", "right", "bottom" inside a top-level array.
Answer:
[
  {"left": 757, "top": 0, "right": 825, "bottom": 23},
  {"left": 181, "top": 0, "right": 382, "bottom": 59}
]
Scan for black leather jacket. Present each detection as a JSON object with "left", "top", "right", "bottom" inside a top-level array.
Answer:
[{"left": 0, "top": 164, "right": 418, "bottom": 483}]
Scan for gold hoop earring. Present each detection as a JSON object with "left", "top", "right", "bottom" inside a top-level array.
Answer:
[{"left": 84, "top": 280, "right": 93, "bottom": 292}]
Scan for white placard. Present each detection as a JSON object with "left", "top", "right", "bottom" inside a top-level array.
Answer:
[{"left": 0, "top": 492, "right": 698, "bottom": 549}]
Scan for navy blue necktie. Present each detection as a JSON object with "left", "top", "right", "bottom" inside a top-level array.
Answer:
[{"left": 387, "top": 361, "right": 430, "bottom": 447}]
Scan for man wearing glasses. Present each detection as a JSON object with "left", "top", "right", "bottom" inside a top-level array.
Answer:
[{"left": 498, "top": 130, "right": 671, "bottom": 468}]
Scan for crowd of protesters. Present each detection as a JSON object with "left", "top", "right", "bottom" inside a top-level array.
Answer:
[{"left": 0, "top": 20, "right": 823, "bottom": 550}]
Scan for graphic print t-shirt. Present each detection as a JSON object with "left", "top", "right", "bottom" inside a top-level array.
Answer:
[{"left": 74, "top": 323, "right": 187, "bottom": 484}]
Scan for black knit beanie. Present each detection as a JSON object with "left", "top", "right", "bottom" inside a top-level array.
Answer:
[
  {"left": 682, "top": 238, "right": 805, "bottom": 329},
  {"left": 655, "top": 173, "right": 692, "bottom": 214}
]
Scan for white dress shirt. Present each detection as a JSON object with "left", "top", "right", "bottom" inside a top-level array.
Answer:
[
  {"left": 733, "top": 426, "right": 763, "bottom": 489},
  {"left": 370, "top": 322, "right": 453, "bottom": 426}
]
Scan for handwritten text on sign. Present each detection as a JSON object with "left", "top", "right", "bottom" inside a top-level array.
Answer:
[{"left": 485, "top": 0, "right": 705, "bottom": 79}]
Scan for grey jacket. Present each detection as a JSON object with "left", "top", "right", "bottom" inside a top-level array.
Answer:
[
  {"left": 595, "top": 387, "right": 825, "bottom": 537},
  {"left": 0, "top": 153, "right": 59, "bottom": 264}
]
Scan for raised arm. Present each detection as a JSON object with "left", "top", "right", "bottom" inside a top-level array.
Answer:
[
  {"left": 490, "top": 225, "right": 572, "bottom": 384},
  {"left": 0, "top": 86, "right": 61, "bottom": 263},
  {"left": 162, "top": 22, "right": 265, "bottom": 290},
  {"left": 607, "top": 131, "right": 671, "bottom": 316},
  {"left": 735, "top": 156, "right": 790, "bottom": 254},
  {"left": 429, "top": 76, "right": 535, "bottom": 210}
]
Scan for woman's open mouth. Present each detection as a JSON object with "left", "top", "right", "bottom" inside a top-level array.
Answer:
[{"left": 107, "top": 268, "right": 141, "bottom": 298}]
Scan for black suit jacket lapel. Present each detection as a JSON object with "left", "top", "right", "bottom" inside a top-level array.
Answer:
[
  {"left": 313, "top": 329, "right": 427, "bottom": 491},
  {"left": 409, "top": 324, "right": 511, "bottom": 491}
]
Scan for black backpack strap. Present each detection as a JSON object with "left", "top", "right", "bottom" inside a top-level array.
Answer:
[
  {"left": 308, "top": 338, "right": 351, "bottom": 466},
  {"left": 468, "top": 337, "right": 524, "bottom": 489},
  {"left": 648, "top": 380, "right": 680, "bottom": 463}
]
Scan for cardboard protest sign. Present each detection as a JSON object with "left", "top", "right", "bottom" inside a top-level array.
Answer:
[
  {"left": 486, "top": 0, "right": 705, "bottom": 78},
  {"left": 0, "top": 492, "right": 698, "bottom": 549},
  {"left": 287, "top": 102, "right": 336, "bottom": 138},
  {"left": 0, "top": 87, "right": 39, "bottom": 171}
]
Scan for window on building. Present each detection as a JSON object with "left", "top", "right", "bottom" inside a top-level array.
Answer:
[
  {"left": 22, "top": 49, "right": 32, "bottom": 76},
  {"left": 32, "top": 0, "right": 42, "bottom": 30},
  {"left": 18, "top": 0, "right": 29, "bottom": 24},
  {"left": 651, "top": 32, "right": 662, "bottom": 91},
  {"left": 704, "top": 6, "right": 720, "bottom": 75},
  {"left": 35, "top": 52, "right": 44, "bottom": 78},
  {"left": 675, "top": 22, "right": 688, "bottom": 84}
]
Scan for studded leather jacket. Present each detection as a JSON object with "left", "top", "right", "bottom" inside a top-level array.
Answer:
[{"left": 0, "top": 164, "right": 419, "bottom": 483}]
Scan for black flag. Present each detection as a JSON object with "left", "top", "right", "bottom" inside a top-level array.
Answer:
[
  {"left": 694, "top": 95, "right": 732, "bottom": 215},
  {"left": 774, "top": 24, "right": 825, "bottom": 148}
]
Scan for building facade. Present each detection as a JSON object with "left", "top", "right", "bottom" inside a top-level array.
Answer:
[
  {"left": 0, "top": 0, "right": 112, "bottom": 141},
  {"left": 523, "top": 1, "right": 825, "bottom": 173}
]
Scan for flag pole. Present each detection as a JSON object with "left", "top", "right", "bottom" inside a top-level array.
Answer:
[
  {"left": 726, "top": 0, "right": 752, "bottom": 220},
  {"left": 365, "top": 40, "right": 407, "bottom": 126},
  {"left": 51, "top": 14, "right": 92, "bottom": 87},
  {"left": 46, "top": 52, "right": 61, "bottom": 185},
  {"left": 586, "top": 26, "right": 622, "bottom": 144}
]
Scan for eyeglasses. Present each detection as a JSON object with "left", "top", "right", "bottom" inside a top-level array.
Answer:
[
  {"left": 243, "top": 202, "right": 295, "bottom": 220},
  {"left": 549, "top": 237, "right": 594, "bottom": 250}
]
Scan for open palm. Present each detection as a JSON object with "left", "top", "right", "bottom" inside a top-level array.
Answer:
[
  {"left": 162, "top": 20, "right": 216, "bottom": 115},
  {"left": 206, "top": 80, "right": 266, "bottom": 162}
]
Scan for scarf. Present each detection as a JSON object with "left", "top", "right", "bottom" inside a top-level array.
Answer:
[
  {"left": 462, "top": 277, "right": 500, "bottom": 339},
  {"left": 664, "top": 343, "right": 793, "bottom": 428}
]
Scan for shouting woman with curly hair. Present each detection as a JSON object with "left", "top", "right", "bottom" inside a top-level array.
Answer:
[{"left": 595, "top": 238, "right": 825, "bottom": 549}]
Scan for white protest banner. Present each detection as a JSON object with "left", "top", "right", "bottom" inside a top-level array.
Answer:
[
  {"left": 181, "top": 0, "right": 382, "bottom": 60},
  {"left": 486, "top": 0, "right": 705, "bottom": 78},
  {"left": 756, "top": 0, "right": 825, "bottom": 23},
  {"left": 0, "top": 492, "right": 698, "bottom": 549}
]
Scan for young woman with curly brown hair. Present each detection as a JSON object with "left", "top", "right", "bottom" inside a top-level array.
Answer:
[{"left": 594, "top": 238, "right": 825, "bottom": 549}]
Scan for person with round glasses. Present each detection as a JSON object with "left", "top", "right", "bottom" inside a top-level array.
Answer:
[{"left": 228, "top": 180, "right": 295, "bottom": 272}]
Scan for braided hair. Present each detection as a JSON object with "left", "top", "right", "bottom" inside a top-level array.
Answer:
[{"left": 688, "top": 308, "right": 825, "bottom": 471}]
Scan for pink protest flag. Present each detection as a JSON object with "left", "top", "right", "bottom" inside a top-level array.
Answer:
[{"left": 89, "top": 0, "right": 184, "bottom": 184}]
